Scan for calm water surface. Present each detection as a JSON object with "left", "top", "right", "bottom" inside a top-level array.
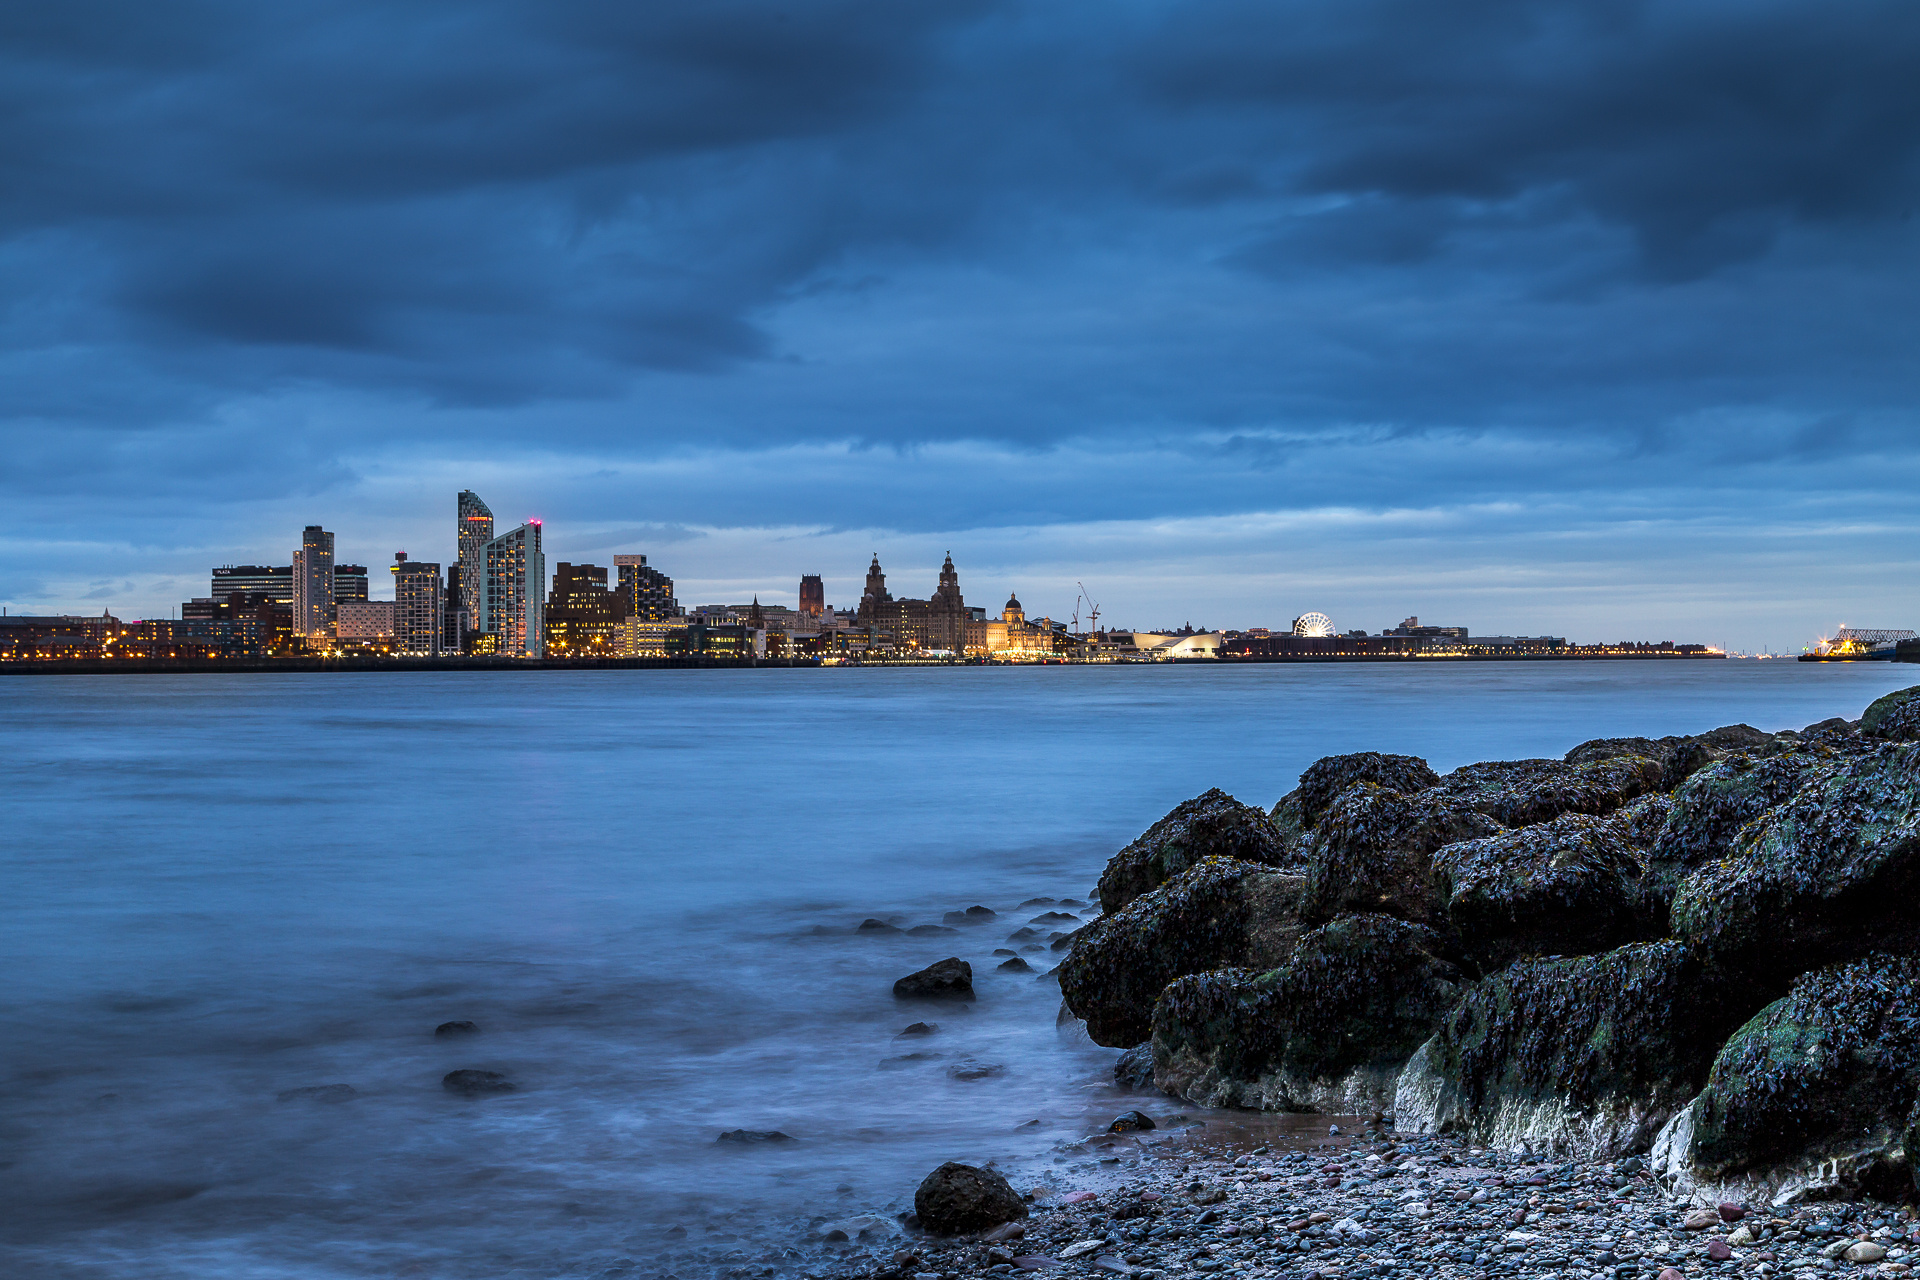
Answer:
[{"left": 1, "top": 661, "right": 1911, "bottom": 1278}]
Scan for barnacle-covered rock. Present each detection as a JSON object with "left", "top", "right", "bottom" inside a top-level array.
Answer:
[
  {"left": 1061, "top": 858, "right": 1305, "bottom": 1047},
  {"left": 1564, "top": 735, "right": 1720, "bottom": 790},
  {"left": 1431, "top": 811, "right": 1651, "bottom": 968},
  {"left": 1279, "top": 752, "right": 1442, "bottom": 830},
  {"left": 1396, "top": 941, "right": 1772, "bottom": 1159},
  {"left": 1652, "top": 953, "right": 1920, "bottom": 1206},
  {"left": 1152, "top": 915, "right": 1464, "bottom": 1113},
  {"left": 1437, "top": 755, "right": 1667, "bottom": 828},
  {"left": 1862, "top": 685, "right": 1920, "bottom": 742},
  {"left": 1096, "top": 789, "right": 1297, "bottom": 913},
  {"left": 1671, "top": 742, "right": 1920, "bottom": 982},
  {"left": 1300, "top": 785, "right": 1503, "bottom": 925}
]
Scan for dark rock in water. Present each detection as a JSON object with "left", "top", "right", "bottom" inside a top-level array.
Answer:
[
  {"left": 1058, "top": 898, "right": 1085, "bottom": 907},
  {"left": 1059, "top": 858, "right": 1305, "bottom": 1046},
  {"left": 964, "top": 905, "right": 997, "bottom": 919},
  {"left": 1018, "top": 897, "right": 1058, "bottom": 908},
  {"left": 1400, "top": 940, "right": 1771, "bottom": 1157},
  {"left": 717, "top": 1128, "right": 795, "bottom": 1143},
  {"left": 442, "top": 1069, "right": 515, "bottom": 1096},
  {"left": 1114, "top": 1043, "right": 1157, "bottom": 1090},
  {"left": 996, "top": 956, "right": 1033, "bottom": 973},
  {"left": 1048, "top": 929, "right": 1081, "bottom": 951},
  {"left": 1300, "top": 785, "right": 1502, "bottom": 925},
  {"left": 946, "top": 1058, "right": 1005, "bottom": 1080},
  {"left": 992, "top": 947, "right": 1017, "bottom": 956},
  {"left": 881, "top": 1052, "right": 942, "bottom": 1068},
  {"left": 1285, "top": 752, "right": 1442, "bottom": 830},
  {"left": 898, "top": 1021, "right": 940, "bottom": 1036},
  {"left": 858, "top": 918, "right": 904, "bottom": 934},
  {"left": 1028, "top": 911, "right": 1079, "bottom": 925},
  {"left": 1862, "top": 685, "right": 1920, "bottom": 742},
  {"left": 1671, "top": 742, "right": 1920, "bottom": 982},
  {"left": 433, "top": 1020, "right": 479, "bottom": 1038},
  {"left": 1436, "top": 755, "right": 1666, "bottom": 828},
  {"left": 943, "top": 911, "right": 971, "bottom": 924},
  {"left": 909, "top": 924, "right": 959, "bottom": 936},
  {"left": 1097, "top": 788, "right": 1298, "bottom": 913},
  {"left": 1432, "top": 811, "right": 1653, "bottom": 967},
  {"left": 1654, "top": 953, "right": 1920, "bottom": 1202},
  {"left": 913, "top": 1161, "right": 1027, "bottom": 1235},
  {"left": 894, "top": 957, "right": 975, "bottom": 1001},
  {"left": 278, "top": 1083, "right": 357, "bottom": 1103},
  {"left": 1006, "top": 926, "right": 1041, "bottom": 942},
  {"left": 1109, "top": 1109, "right": 1156, "bottom": 1132},
  {"left": 1153, "top": 914, "right": 1463, "bottom": 1113}
]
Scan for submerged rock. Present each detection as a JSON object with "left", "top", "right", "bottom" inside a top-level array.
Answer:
[
  {"left": 1153, "top": 914, "right": 1464, "bottom": 1114},
  {"left": 1431, "top": 810, "right": 1653, "bottom": 967},
  {"left": 1397, "top": 940, "right": 1771, "bottom": 1158},
  {"left": 717, "top": 1128, "right": 795, "bottom": 1143},
  {"left": 858, "top": 918, "right": 904, "bottom": 934},
  {"left": 1653, "top": 953, "right": 1920, "bottom": 1206},
  {"left": 914, "top": 1161, "right": 1027, "bottom": 1235},
  {"left": 895, "top": 958, "right": 975, "bottom": 1001},
  {"left": 1096, "top": 788, "right": 1297, "bottom": 913},
  {"left": 441, "top": 1069, "right": 515, "bottom": 1096},
  {"left": 1059, "top": 858, "right": 1305, "bottom": 1046},
  {"left": 1671, "top": 741, "right": 1920, "bottom": 982},
  {"left": 433, "top": 1020, "right": 479, "bottom": 1038}
]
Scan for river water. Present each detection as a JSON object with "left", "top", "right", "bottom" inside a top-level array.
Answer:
[{"left": 1, "top": 660, "right": 1911, "bottom": 1278}]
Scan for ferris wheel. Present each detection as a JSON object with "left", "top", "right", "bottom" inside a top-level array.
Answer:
[{"left": 1292, "top": 612, "right": 1335, "bottom": 638}]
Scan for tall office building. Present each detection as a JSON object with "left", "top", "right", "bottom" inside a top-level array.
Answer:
[
  {"left": 292, "top": 525, "right": 336, "bottom": 637},
  {"left": 483, "top": 522, "right": 545, "bottom": 656},
  {"left": 614, "top": 554, "right": 679, "bottom": 622},
  {"left": 545, "top": 562, "right": 622, "bottom": 655},
  {"left": 391, "top": 552, "right": 443, "bottom": 657},
  {"left": 334, "top": 565, "right": 369, "bottom": 602},
  {"left": 212, "top": 565, "right": 294, "bottom": 605},
  {"left": 799, "top": 574, "right": 825, "bottom": 619},
  {"left": 457, "top": 490, "right": 494, "bottom": 634}
]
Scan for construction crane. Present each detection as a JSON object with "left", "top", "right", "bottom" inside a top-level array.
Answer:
[{"left": 1074, "top": 582, "right": 1100, "bottom": 639}]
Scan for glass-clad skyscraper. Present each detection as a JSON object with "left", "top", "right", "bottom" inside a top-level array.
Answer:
[
  {"left": 483, "top": 522, "right": 545, "bottom": 657},
  {"left": 457, "top": 490, "right": 494, "bottom": 635},
  {"left": 292, "top": 525, "right": 336, "bottom": 638}
]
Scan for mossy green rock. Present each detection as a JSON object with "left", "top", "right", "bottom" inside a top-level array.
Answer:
[
  {"left": 1437, "top": 755, "right": 1667, "bottom": 828},
  {"left": 1283, "top": 752, "right": 1441, "bottom": 829},
  {"left": 1564, "top": 735, "right": 1721, "bottom": 790},
  {"left": 1671, "top": 742, "right": 1920, "bottom": 982},
  {"left": 1301, "top": 784, "right": 1503, "bottom": 925},
  {"left": 1402, "top": 941, "right": 1772, "bottom": 1156},
  {"left": 1152, "top": 914, "right": 1464, "bottom": 1111},
  {"left": 1862, "top": 685, "right": 1920, "bottom": 742},
  {"left": 1431, "top": 811, "right": 1653, "bottom": 968},
  {"left": 1681, "top": 953, "right": 1920, "bottom": 1191},
  {"left": 1096, "top": 788, "right": 1297, "bottom": 914},
  {"left": 1061, "top": 857, "right": 1305, "bottom": 1047}
]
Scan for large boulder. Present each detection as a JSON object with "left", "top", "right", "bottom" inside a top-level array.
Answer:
[
  {"left": 1300, "top": 785, "right": 1503, "bottom": 925},
  {"left": 1096, "top": 788, "right": 1297, "bottom": 913},
  {"left": 1863, "top": 685, "right": 1920, "bottom": 742},
  {"left": 1671, "top": 742, "right": 1920, "bottom": 983},
  {"left": 913, "top": 1162, "right": 1027, "bottom": 1235},
  {"left": 1436, "top": 755, "right": 1666, "bottom": 828},
  {"left": 1152, "top": 914, "right": 1465, "bottom": 1114},
  {"left": 1431, "top": 811, "right": 1653, "bottom": 968},
  {"left": 1564, "top": 735, "right": 1723, "bottom": 791},
  {"left": 1396, "top": 941, "right": 1773, "bottom": 1159},
  {"left": 1279, "top": 752, "right": 1441, "bottom": 830},
  {"left": 1060, "top": 858, "right": 1304, "bottom": 1047},
  {"left": 1652, "top": 954, "right": 1920, "bottom": 1207}
]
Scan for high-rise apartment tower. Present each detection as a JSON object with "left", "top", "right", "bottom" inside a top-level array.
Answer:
[
  {"left": 292, "top": 525, "right": 336, "bottom": 637},
  {"left": 613, "top": 554, "right": 679, "bottom": 622},
  {"left": 457, "top": 490, "right": 494, "bottom": 634},
  {"left": 483, "top": 522, "right": 545, "bottom": 656},
  {"left": 391, "top": 552, "right": 443, "bottom": 657}
]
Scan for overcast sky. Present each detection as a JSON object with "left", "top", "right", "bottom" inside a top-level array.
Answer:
[{"left": 3, "top": 0, "right": 1917, "bottom": 648}]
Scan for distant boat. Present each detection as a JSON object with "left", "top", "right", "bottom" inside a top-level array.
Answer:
[{"left": 1800, "top": 627, "right": 1917, "bottom": 661}]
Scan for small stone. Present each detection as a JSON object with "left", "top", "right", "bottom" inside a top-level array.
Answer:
[
  {"left": 1720, "top": 1204, "right": 1748, "bottom": 1223},
  {"left": 1062, "top": 1192, "right": 1098, "bottom": 1204},
  {"left": 1658, "top": 1268, "right": 1685, "bottom": 1280},
  {"left": 945, "top": 1059, "right": 1005, "bottom": 1081},
  {"left": 1686, "top": 1210, "right": 1722, "bottom": 1232},
  {"left": 441, "top": 1069, "right": 513, "bottom": 1096},
  {"left": 966, "top": 906, "right": 998, "bottom": 919},
  {"left": 433, "top": 1020, "right": 479, "bottom": 1038},
  {"left": 1708, "top": 1240, "right": 1733, "bottom": 1261},
  {"left": 1109, "top": 1110, "right": 1156, "bottom": 1133},
  {"left": 899, "top": 1022, "right": 940, "bottom": 1036},
  {"left": 1847, "top": 1244, "right": 1889, "bottom": 1264},
  {"left": 913, "top": 1161, "right": 1027, "bottom": 1235},
  {"left": 894, "top": 958, "right": 975, "bottom": 1001},
  {"left": 997, "top": 957, "right": 1034, "bottom": 973},
  {"left": 1060, "top": 1240, "right": 1107, "bottom": 1260},
  {"left": 858, "top": 918, "right": 903, "bottom": 933},
  {"left": 1729, "top": 1227, "right": 1757, "bottom": 1247},
  {"left": 982, "top": 1222, "right": 1027, "bottom": 1242},
  {"left": 716, "top": 1128, "right": 794, "bottom": 1143}
]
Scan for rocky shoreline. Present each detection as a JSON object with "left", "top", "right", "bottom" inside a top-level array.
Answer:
[{"left": 807, "top": 684, "right": 1920, "bottom": 1280}]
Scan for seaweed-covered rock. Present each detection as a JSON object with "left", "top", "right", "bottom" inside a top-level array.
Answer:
[
  {"left": 1397, "top": 941, "right": 1772, "bottom": 1159},
  {"left": 1862, "top": 685, "right": 1920, "bottom": 742},
  {"left": 1061, "top": 858, "right": 1305, "bottom": 1047},
  {"left": 1300, "top": 785, "right": 1503, "bottom": 925},
  {"left": 1431, "top": 811, "right": 1651, "bottom": 968},
  {"left": 1282, "top": 752, "right": 1441, "bottom": 829},
  {"left": 1152, "top": 915, "right": 1464, "bottom": 1113},
  {"left": 1564, "top": 736, "right": 1720, "bottom": 790},
  {"left": 1671, "top": 742, "right": 1920, "bottom": 982},
  {"left": 1437, "top": 755, "right": 1666, "bottom": 828},
  {"left": 1652, "top": 954, "right": 1920, "bottom": 1206},
  {"left": 1096, "top": 789, "right": 1296, "bottom": 913}
]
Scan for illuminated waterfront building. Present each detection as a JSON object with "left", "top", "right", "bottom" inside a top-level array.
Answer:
[
  {"left": 614, "top": 554, "right": 679, "bottom": 622},
  {"left": 292, "top": 526, "right": 336, "bottom": 638},
  {"left": 457, "top": 490, "right": 493, "bottom": 634},
  {"left": 546, "top": 562, "right": 623, "bottom": 655},
  {"left": 391, "top": 552, "right": 443, "bottom": 657},
  {"left": 799, "top": 575, "right": 825, "bottom": 619},
  {"left": 211, "top": 565, "right": 293, "bottom": 605},
  {"left": 336, "top": 600, "right": 395, "bottom": 641},
  {"left": 482, "top": 521, "right": 545, "bottom": 656}
]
